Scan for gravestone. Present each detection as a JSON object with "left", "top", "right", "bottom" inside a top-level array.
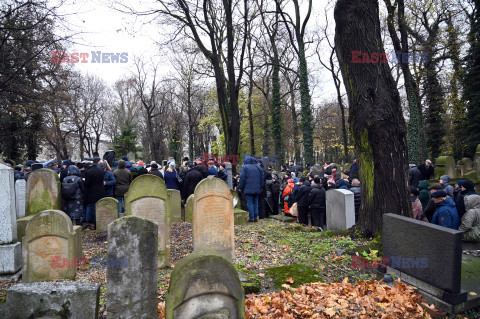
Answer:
[
  {"left": 193, "top": 178, "right": 235, "bottom": 260},
  {"left": 460, "top": 158, "right": 473, "bottom": 177},
  {"left": 230, "top": 189, "right": 240, "bottom": 208},
  {"left": 165, "top": 250, "right": 245, "bottom": 319},
  {"left": 475, "top": 144, "right": 480, "bottom": 172},
  {"left": 185, "top": 194, "right": 194, "bottom": 223},
  {"left": 107, "top": 216, "right": 158, "bottom": 319},
  {"left": 435, "top": 156, "right": 456, "bottom": 179},
  {"left": 125, "top": 174, "right": 170, "bottom": 268},
  {"left": 15, "top": 179, "right": 26, "bottom": 219},
  {"left": 383, "top": 213, "right": 467, "bottom": 305},
  {"left": 95, "top": 197, "right": 118, "bottom": 232},
  {"left": 0, "top": 164, "right": 22, "bottom": 275},
  {"left": 326, "top": 189, "right": 355, "bottom": 230},
  {"left": 168, "top": 189, "right": 182, "bottom": 223},
  {"left": 234, "top": 208, "right": 249, "bottom": 225},
  {"left": 5, "top": 282, "right": 100, "bottom": 319},
  {"left": 22, "top": 210, "right": 76, "bottom": 282},
  {"left": 226, "top": 162, "right": 233, "bottom": 189}
]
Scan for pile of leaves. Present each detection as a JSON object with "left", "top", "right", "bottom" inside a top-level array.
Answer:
[{"left": 245, "top": 278, "right": 434, "bottom": 318}]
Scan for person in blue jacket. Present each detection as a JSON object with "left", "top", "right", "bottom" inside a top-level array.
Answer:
[
  {"left": 430, "top": 190, "right": 460, "bottom": 230},
  {"left": 238, "top": 155, "right": 264, "bottom": 222}
]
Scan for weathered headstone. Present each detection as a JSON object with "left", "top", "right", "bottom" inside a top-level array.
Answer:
[
  {"left": 435, "top": 156, "right": 456, "bottom": 179},
  {"left": 226, "top": 162, "right": 233, "bottom": 189},
  {"left": 22, "top": 210, "right": 76, "bottom": 282},
  {"left": 168, "top": 189, "right": 182, "bottom": 223},
  {"left": 185, "top": 194, "right": 194, "bottom": 223},
  {"left": 230, "top": 189, "right": 240, "bottom": 208},
  {"left": 95, "top": 197, "right": 118, "bottom": 232},
  {"left": 460, "top": 158, "right": 473, "bottom": 177},
  {"left": 125, "top": 174, "right": 170, "bottom": 268},
  {"left": 234, "top": 208, "right": 249, "bottom": 225},
  {"left": 107, "top": 216, "right": 158, "bottom": 319},
  {"left": 0, "top": 164, "right": 22, "bottom": 275},
  {"left": 5, "top": 282, "right": 100, "bottom": 319},
  {"left": 165, "top": 250, "right": 245, "bottom": 319},
  {"left": 15, "top": 179, "right": 26, "bottom": 219},
  {"left": 383, "top": 213, "right": 467, "bottom": 305},
  {"left": 326, "top": 189, "right": 355, "bottom": 230},
  {"left": 193, "top": 178, "right": 234, "bottom": 260}
]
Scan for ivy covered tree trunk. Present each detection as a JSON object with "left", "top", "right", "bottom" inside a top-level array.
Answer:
[
  {"left": 271, "top": 57, "right": 284, "bottom": 166},
  {"left": 335, "top": 0, "right": 411, "bottom": 235},
  {"left": 297, "top": 46, "right": 314, "bottom": 165}
]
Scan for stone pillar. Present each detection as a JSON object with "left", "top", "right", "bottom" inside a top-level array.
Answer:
[
  {"left": 15, "top": 179, "right": 26, "bottom": 219},
  {"left": 226, "top": 163, "right": 233, "bottom": 189},
  {"left": 326, "top": 189, "right": 355, "bottom": 230},
  {"left": 0, "top": 164, "right": 22, "bottom": 275}
]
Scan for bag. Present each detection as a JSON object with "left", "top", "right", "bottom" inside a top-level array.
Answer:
[
  {"left": 62, "top": 179, "right": 78, "bottom": 200},
  {"left": 176, "top": 172, "right": 183, "bottom": 184},
  {"left": 290, "top": 203, "right": 298, "bottom": 217}
]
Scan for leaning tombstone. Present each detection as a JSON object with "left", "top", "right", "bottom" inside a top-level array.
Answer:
[
  {"left": 0, "top": 163, "right": 22, "bottom": 276},
  {"left": 22, "top": 210, "right": 77, "bottom": 282},
  {"left": 185, "top": 194, "right": 194, "bottom": 223},
  {"left": 165, "top": 250, "right": 245, "bottom": 319},
  {"left": 15, "top": 179, "right": 26, "bottom": 219},
  {"left": 193, "top": 178, "right": 234, "bottom": 260},
  {"left": 326, "top": 189, "right": 355, "bottom": 230},
  {"left": 107, "top": 216, "right": 158, "bottom": 319},
  {"left": 168, "top": 189, "right": 182, "bottom": 223},
  {"left": 125, "top": 174, "right": 170, "bottom": 268},
  {"left": 95, "top": 197, "right": 119, "bottom": 232}
]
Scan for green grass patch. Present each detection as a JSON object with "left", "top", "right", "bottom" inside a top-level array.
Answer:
[{"left": 265, "top": 264, "right": 324, "bottom": 289}]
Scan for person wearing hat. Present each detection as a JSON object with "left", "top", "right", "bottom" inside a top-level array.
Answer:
[
  {"left": 308, "top": 177, "right": 326, "bottom": 229},
  {"left": 408, "top": 163, "right": 422, "bottom": 189},
  {"left": 193, "top": 156, "right": 207, "bottom": 178},
  {"left": 206, "top": 160, "right": 218, "bottom": 177},
  {"left": 113, "top": 160, "right": 133, "bottom": 214},
  {"left": 60, "top": 159, "right": 73, "bottom": 183},
  {"left": 424, "top": 183, "right": 443, "bottom": 222},
  {"left": 238, "top": 155, "right": 264, "bottom": 222},
  {"left": 282, "top": 178, "right": 295, "bottom": 216},
  {"left": 418, "top": 159, "right": 435, "bottom": 181},
  {"left": 149, "top": 163, "right": 164, "bottom": 179},
  {"left": 164, "top": 161, "right": 180, "bottom": 191},
  {"left": 84, "top": 160, "right": 106, "bottom": 230},
  {"left": 182, "top": 162, "right": 203, "bottom": 201},
  {"left": 456, "top": 180, "right": 478, "bottom": 219},
  {"left": 439, "top": 175, "right": 455, "bottom": 198},
  {"left": 430, "top": 190, "right": 460, "bottom": 230},
  {"left": 459, "top": 194, "right": 480, "bottom": 241},
  {"left": 132, "top": 160, "right": 148, "bottom": 179},
  {"left": 3, "top": 159, "right": 14, "bottom": 168}
]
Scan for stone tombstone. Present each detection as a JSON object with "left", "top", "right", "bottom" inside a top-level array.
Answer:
[
  {"left": 435, "top": 156, "right": 456, "bottom": 179},
  {"left": 234, "top": 208, "right": 249, "bottom": 225},
  {"left": 95, "top": 197, "right": 118, "bottom": 232},
  {"left": 168, "top": 189, "right": 182, "bottom": 223},
  {"left": 226, "top": 162, "right": 233, "bottom": 189},
  {"left": 460, "top": 158, "right": 473, "bottom": 177},
  {"left": 193, "top": 178, "right": 234, "bottom": 260},
  {"left": 383, "top": 213, "right": 466, "bottom": 305},
  {"left": 125, "top": 174, "right": 170, "bottom": 268},
  {"left": 15, "top": 179, "right": 26, "bottom": 219},
  {"left": 185, "top": 194, "right": 194, "bottom": 223},
  {"left": 230, "top": 189, "right": 240, "bottom": 208},
  {"left": 6, "top": 282, "right": 100, "bottom": 319},
  {"left": 22, "top": 210, "right": 76, "bottom": 282},
  {"left": 326, "top": 189, "right": 355, "bottom": 230},
  {"left": 25, "top": 168, "right": 61, "bottom": 216},
  {"left": 0, "top": 163, "right": 22, "bottom": 275},
  {"left": 475, "top": 144, "right": 480, "bottom": 171},
  {"left": 165, "top": 250, "right": 245, "bottom": 319},
  {"left": 107, "top": 216, "right": 158, "bottom": 319}
]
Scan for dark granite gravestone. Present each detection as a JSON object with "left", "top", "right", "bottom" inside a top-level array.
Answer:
[{"left": 383, "top": 213, "right": 467, "bottom": 305}]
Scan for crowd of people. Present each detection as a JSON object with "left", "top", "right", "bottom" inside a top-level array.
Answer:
[{"left": 408, "top": 160, "right": 480, "bottom": 242}]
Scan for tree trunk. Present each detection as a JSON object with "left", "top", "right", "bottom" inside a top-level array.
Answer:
[
  {"left": 297, "top": 44, "right": 314, "bottom": 165},
  {"left": 187, "top": 80, "right": 194, "bottom": 160},
  {"left": 335, "top": 0, "right": 411, "bottom": 235}
]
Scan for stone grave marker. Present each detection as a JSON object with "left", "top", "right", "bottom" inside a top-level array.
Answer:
[
  {"left": 193, "top": 178, "right": 234, "bottom": 260},
  {"left": 435, "top": 156, "right": 456, "bottom": 179},
  {"left": 168, "top": 189, "right": 182, "bottom": 223},
  {"left": 460, "top": 158, "right": 473, "bottom": 177},
  {"left": 165, "top": 250, "right": 245, "bottom": 319},
  {"left": 22, "top": 210, "right": 76, "bottom": 282},
  {"left": 230, "top": 189, "right": 240, "bottom": 208},
  {"left": 234, "top": 208, "right": 249, "bottom": 225},
  {"left": 326, "top": 189, "right": 355, "bottom": 230},
  {"left": 125, "top": 174, "right": 170, "bottom": 268},
  {"left": 185, "top": 194, "right": 194, "bottom": 223},
  {"left": 15, "top": 179, "right": 26, "bottom": 219},
  {"left": 0, "top": 163, "right": 22, "bottom": 275},
  {"left": 95, "top": 197, "right": 118, "bottom": 232},
  {"left": 107, "top": 216, "right": 158, "bottom": 319}
]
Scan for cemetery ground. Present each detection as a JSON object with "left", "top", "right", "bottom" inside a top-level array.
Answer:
[{"left": 1, "top": 219, "right": 479, "bottom": 318}]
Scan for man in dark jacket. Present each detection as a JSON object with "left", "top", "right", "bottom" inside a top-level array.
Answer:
[
  {"left": 408, "top": 164, "right": 422, "bottom": 189},
  {"left": 239, "top": 155, "right": 264, "bottom": 222},
  {"left": 59, "top": 159, "right": 72, "bottom": 183},
  {"left": 114, "top": 160, "right": 133, "bottom": 214},
  {"left": 193, "top": 156, "right": 207, "bottom": 178},
  {"left": 206, "top": 161, "right": 218, "bottom": 177},
  {"left": 308, "top": 177, "right": 326, "bottom": 228},
  {"left": 149, "top": 163, "right": 164, "bottom": 179},
  {"left": 424, "top": 183, "right": 443, "bottom": 222},
  {"left": 295, "top": 177, "right": 312, "bottom": 225},
  {"left": 257, "top": 160, "right": 268, "bottom": 219},
  {"left": 84, "top": 160, "right": 106, "bottom": 229},
  {"left": 182, "top": 162, "right": 203, "bottom": 201},
  {"left": 418, "top": 159, "right": 434, "bottom": 180},
  {"left": 350, "top": 178, "right": 361, "bottom": 223},
  {"left": 430, "top": 190, "right": 460, "bottom": 230},
  {"left": 103, "top": 164, "right": 116, "bottom": 197},
  {"left": 456, "top": 180, "right": 478, "bottom": 219}
]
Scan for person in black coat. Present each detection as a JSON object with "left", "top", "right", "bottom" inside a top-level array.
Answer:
[
  {"left": 182, "top": 162, "right": 203, "bottom": 201},
  {"left": 258, "top": 161, "right": 268, "bottom": 219},
  {"left": 271, "top": 173, "right": 281, "bottom": 215},
  {"left": 84, "top": 161, "right": 106, "bottom": 229},
  {"left": 349, "top": 178, "right": 361, "bottom": 223},
  {"left": 308, "top": 177, "right": 326, "bottom": 228},
  {"left": 418, "top": 159, "right": 434, "bottom": 180},
  {"left": 193, "top": 157, "right": 207, "bottom": 178},
  {"left": 295, "top": 177, "right": 312, "bottom": 225},
  {"left": 408, "top": 164, "right": 422, "bottom": 189}
]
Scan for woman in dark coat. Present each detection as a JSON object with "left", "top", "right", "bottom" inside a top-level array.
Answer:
[
  {"left": 164, "top": 164, "right": 180, "bottom": 190},
  {"left": 62, "top": 165, "right": 85, "bottom": 223},
  {"left": 84, "top": 162, "right": 106, "bottom": 228},
  {"left": 271, "top": 173, "right": 281, "bottom": 215},
  {"left": 308, "top": 177, "right": 326, "bottom": 229}
]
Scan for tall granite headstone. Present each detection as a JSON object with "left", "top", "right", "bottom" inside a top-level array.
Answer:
[
  {"left": 107, "top": 216, "right": 158, "bottom": 319},
  {"left": 22, "top": 210, "right": 76, "bottom": 282},
  {"left": 0, "top": 163, "right": 22, "bottom": 275},
  {"left": 15, "top": 179, "right": 26, "bottom": 219},
  {"left": 326, "top": 189, "right": 355, "bottom": 230},
  {"left": 165, "top": 250, "right": 245, "bottom": 319},
  {"left": 95, "top": 197, "right": 119, "bottom": 232},
  {"left": 168, "top": 189, "right": 182, "bottom": 223},
  {"left": 125, "top": 174, "right": 170, "bottom": 268},
  {"left": 185, "top": 194, "right": 194, "bottom": 223},
  {"left": 193, "top": 178, "right": 234, "bottom": 260}
]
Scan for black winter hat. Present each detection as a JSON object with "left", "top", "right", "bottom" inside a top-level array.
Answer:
[{"left": 462, "top": 180, "right": 476, "bottom": 191}]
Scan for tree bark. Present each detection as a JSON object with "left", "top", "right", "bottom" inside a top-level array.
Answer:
[{"left": 334, "top": 0, "right": 411, "bottom": 235}]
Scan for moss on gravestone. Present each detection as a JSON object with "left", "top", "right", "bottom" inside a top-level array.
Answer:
[
  {"left": 265, "top": 264, "right": 324, "bottom": 290},
  {"left": 237, "top": 269, "right": 261, "bottom": 294}
]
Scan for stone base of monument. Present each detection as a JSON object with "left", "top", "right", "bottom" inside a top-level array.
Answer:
[
  {"left": 0, "top": 242, "right": 21, "bottom": 275},
  {"left": 73, "top": 226, "right": 83, "bottom": 259},
  {"left": 234, "top": 208, "right": 249, "bottom": 225},
  {"left": 16, "top": 215, "right": 34, "bottom": 240},
  {"left": 270, "top": 214, "right": 296, "bottom": 223},
  {"left": 4, "top": 282, "right": 100, "bottom": 319},
  {"left": 0, "top": 269, "right": 22, "bottom": 283}
]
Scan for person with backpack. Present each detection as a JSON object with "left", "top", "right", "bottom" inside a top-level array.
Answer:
[{"left": 62, "top": 165, "right": 85, "bottom": 224}]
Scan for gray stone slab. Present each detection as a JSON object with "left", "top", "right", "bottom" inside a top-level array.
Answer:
[
  {"left": 0, "top": 163, "right": 17, "bottom": 244},
  {"left": 5, "top": 282, "right": 100, "bottom": 319},
  {"left": 168, "top": 189, "right": 182, "bottom": 223},
  {"left": 326, "top": 189, "right": 355, "bottom": 230},
  {"left": 15, "top": 179, "right": 25, "bottom": 219},
  {"left": 0, "top": 243, "right": 21, "bottom": 275},
  {"left": 383, "top": 213, "right": 464, "bottom": 297}
]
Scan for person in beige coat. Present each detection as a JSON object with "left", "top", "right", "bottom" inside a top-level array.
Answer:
[{"left": 459, "top": 194, "right": 480, "bottom": 242}]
